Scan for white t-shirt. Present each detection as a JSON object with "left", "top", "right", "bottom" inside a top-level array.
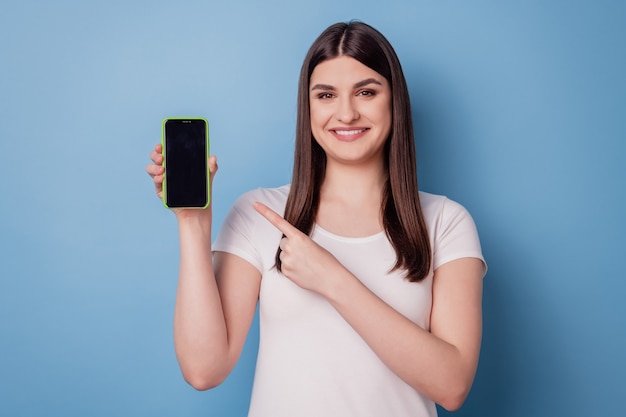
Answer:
[{"left": 213, "top": 185, "right": 485, "bottom": 417}]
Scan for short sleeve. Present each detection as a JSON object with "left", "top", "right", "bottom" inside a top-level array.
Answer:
[
  {"left": 432, "top": 197, "right": 487, "bottom": 276},
  {"left": 212, "top": 186, "right": 289, "bottom": 274},
  {"left": 213, "top": 192, "right": 264, "bottom": 272}
]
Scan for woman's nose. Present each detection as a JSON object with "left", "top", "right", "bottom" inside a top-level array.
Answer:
[{"left": 335, "top": 97, "right": 359, "bottom": 123}]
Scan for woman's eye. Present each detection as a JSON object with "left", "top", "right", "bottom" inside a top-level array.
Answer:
[
  {"left": 317, "top": 92, "right": 334, "bottom": 99},
  {"left": 359, "top": 90, "right": 375, "bottom": 97}
]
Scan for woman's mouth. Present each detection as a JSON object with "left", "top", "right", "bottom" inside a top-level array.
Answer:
[{"left": 331, "top": 128, "right": 369, "bottom": 141}]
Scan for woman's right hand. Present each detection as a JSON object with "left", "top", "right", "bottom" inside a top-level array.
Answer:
[
  {"left": 146, "top": 143, "right": 166, "bottom": 200},
  {"left": 146, "top": 143, "right": 218, "bottom": 219}
]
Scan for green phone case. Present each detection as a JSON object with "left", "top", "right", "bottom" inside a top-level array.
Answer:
[{"left": 161, "top": 117, "right": 210, "bottom": 209}]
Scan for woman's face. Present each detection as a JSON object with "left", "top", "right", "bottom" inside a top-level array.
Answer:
[{"left": 309, "top": 56, "right": 392, "bottom": 167}]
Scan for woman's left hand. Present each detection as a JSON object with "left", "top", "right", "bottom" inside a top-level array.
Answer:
[{"left": 253, "top": 202, "right": 344, "bottom": 295}]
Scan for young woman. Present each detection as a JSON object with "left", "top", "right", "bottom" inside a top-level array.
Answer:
[{"left": 147, "top": 21, "right": 486, "bottom": 417}]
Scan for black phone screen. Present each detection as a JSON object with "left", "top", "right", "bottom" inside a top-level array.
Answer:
[{"left": 163, "top": 119, "right": 209, "bottom": 208}]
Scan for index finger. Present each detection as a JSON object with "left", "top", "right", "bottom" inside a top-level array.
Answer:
[
  {"left": 150, "top": 144, "right": 163, "bottom": 164},
  {"left": 253, "top": 202, "right": 300, "bottom": 238}
]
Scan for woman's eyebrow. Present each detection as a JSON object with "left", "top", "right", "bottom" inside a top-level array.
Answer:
[
  {"left": 354, "top": 78, "right": 382, "bottom": 88},
  {"left": 310, "top": 78, "right": 383, "bottom": 91},
  {"left": 310, "top": 83, "right": 334, "bottom": 91}
]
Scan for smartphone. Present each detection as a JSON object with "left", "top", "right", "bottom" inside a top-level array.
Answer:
[{"left": 161, "top": 118, "right": 210, "bottom": 209}]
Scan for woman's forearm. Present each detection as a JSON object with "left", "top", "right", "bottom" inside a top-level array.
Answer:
[
  {"left": 173, "top": 215, "right": 229, "bottom": 390},
  {"left": 323, "top": 258, "right": 484, "bottom": 411}
]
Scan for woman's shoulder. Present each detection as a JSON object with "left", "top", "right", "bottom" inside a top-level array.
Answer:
[
  {"left": 233, "top": 184, "right": 291, "bottom": 211},
  {"left": 418, "top": 190, "right": 473, "bottom": 223},
  {"left": 418, "top": 190, "right": 450, "bottom": 212}
]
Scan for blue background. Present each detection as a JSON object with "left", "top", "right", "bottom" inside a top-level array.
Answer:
[{"left": 1, "top": 1, "right": 624, "bottom": 416}]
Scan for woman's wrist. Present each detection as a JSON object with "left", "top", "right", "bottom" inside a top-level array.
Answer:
[
  {"left": 319, "top": 263, "right": 358, "bottom": 303},
  {"left": 176, "top": 210, "right": 213, "bottom": 240}
]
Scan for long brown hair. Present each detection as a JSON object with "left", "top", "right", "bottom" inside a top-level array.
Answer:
[{"left": 277, "top": 21, "right": 432, "bottom": 282}]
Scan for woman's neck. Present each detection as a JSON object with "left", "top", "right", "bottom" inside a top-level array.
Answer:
[
  {"left": 315, "top": 159, "right": 388, "bottom": 237},
  {"left": 321, "top": 159, "right": 387, "bottom": 203}
]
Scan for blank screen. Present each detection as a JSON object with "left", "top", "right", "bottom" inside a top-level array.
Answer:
[{"left": 164, "top": 119, "right": 208, "bottom": 208}]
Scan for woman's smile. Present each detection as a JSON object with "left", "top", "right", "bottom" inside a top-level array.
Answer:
[{"left": 331, "top": 127, "right": 370, "bottom": 141}]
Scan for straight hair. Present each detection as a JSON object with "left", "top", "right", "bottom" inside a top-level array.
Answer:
[{"left": 276, "top": 21, "right": 432, "bottom": 282}]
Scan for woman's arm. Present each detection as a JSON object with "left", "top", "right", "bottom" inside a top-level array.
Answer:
[
  {"left": 324, "top": 257, "right": 483, "bottom": 411},
  {"left": 173, "top": 219, "right": 261, "bottom": 390},
  {"left": 254, "top": 201, "right": 484, "bottom": 410},
  {"left": 147, "top": 146, "right": 261, "bottom": 390}
]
